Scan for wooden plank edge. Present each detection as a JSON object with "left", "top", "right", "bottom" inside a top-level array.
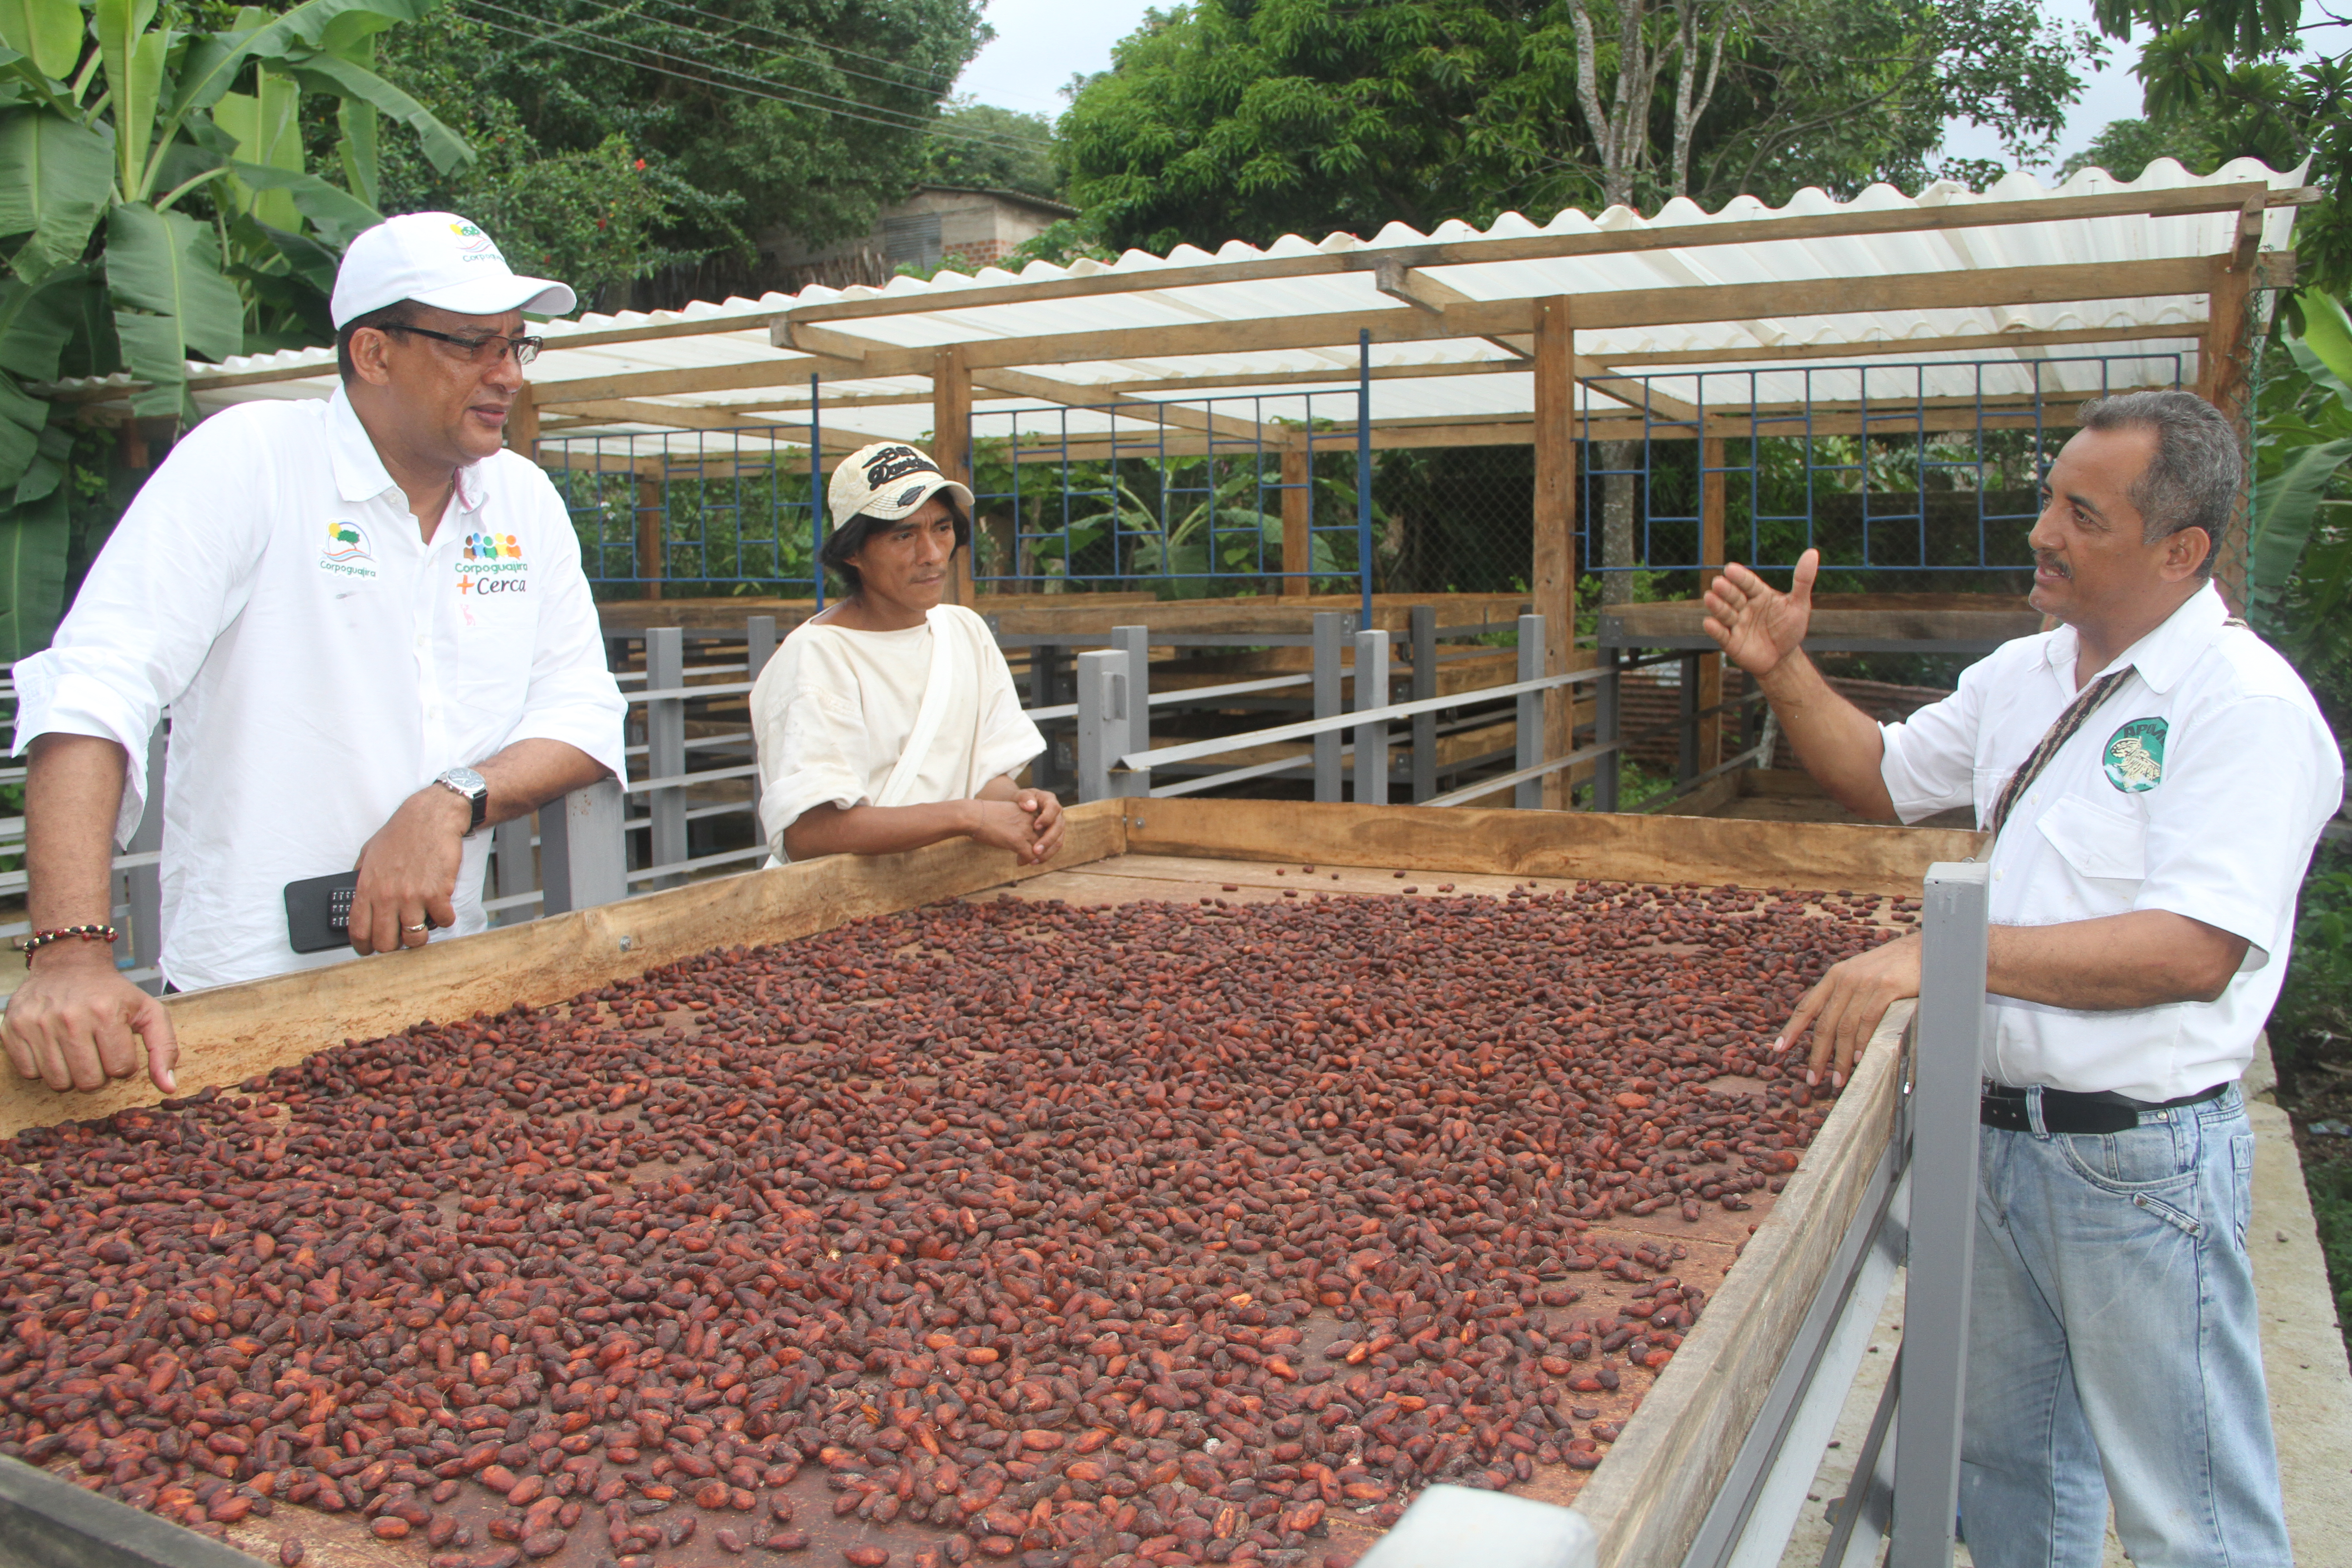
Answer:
[
  {"left": 1126, "top": 798, "right": 1984, "bottom": 897},
  {"left": 1570, "top": 999, "right": 1913, "bottom": 1566},
  {"left": 0, "top": 804, "right": 1131, "bottom": 1140}
]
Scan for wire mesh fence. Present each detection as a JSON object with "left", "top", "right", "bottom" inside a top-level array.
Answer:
[
  {"left": 966, "top": 392, "right": 1372, "bottom": 598},
  {"left": 543, "top": 431, "right": 828, "bottom": 600},
  {"left": 544, "top": 351, "right": 2198, "bottom": 606}
]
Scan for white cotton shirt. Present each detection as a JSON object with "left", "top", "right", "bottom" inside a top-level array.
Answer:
[
  {"left": 1878, "top": 582, "right": 2343, "bottom": 1101},
  {"left": 11, "top": 386, "right": 627, "bottom": 991},
  {"left": 750, "top": 604, "right": 1044, "bottom": 860}
]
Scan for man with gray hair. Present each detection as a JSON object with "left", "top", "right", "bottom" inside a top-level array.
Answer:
[{"left": 1701, "top": 389, "right": 2338, "bottom": 1565}]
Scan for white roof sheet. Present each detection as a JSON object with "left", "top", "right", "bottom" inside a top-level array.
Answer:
[{"left": 54, "top": 157, "right": 2302, "bottom": 460}]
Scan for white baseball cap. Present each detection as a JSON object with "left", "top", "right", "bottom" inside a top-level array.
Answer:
[
  {"left": 829, "top": 442, "right": 975, "bottom": 529},
  {"left": 330, "top": 212, "right": 576, "bottom": 329}
]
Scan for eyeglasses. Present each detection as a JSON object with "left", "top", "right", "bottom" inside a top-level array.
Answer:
[{"left": 383, "top": 323, "right": 544, "bottom": 367}]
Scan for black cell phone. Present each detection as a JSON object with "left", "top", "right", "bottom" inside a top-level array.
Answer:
[{"left": 284, "top": 871, "right": 360, "bottom": 954}]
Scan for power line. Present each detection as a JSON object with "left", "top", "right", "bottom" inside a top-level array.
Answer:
[
  {"left": 464, "top": 0, "right": 1053, "bottom": 153},
  {"left": 457, "top": 7, "right": 1054, "bottom": 157},
  {"left": 642, "top": 0, "right": 967, "bottom": 92}
]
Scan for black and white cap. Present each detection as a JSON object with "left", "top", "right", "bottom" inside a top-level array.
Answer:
[{"left": 828, "top": 442, "right": 975, "bottom": 530}]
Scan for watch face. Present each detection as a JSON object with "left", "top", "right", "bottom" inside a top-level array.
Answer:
[{"left": 443, "top": 767, "right": 486, "bottom": 796}]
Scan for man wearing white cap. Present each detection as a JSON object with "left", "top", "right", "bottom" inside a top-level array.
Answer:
[
  {"left": 4, "top": 212, "right": 627, "bottom": 1096},
  {"left": 750, "top": 441, "right": 1060, "bottom": 866}
]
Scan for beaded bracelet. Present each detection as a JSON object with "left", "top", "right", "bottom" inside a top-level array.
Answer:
[{"left": 19, "top": 924, "right": 118, "bottom": 962}]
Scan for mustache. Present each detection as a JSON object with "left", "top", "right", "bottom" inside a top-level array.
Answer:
[{"left": 2034, "top": 552, "right": 2071, "bottom": 578}]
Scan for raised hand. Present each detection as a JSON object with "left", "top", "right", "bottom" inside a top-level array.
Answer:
[{"left": 1702, "top": 549, "right": 1819, "bottom": 678}]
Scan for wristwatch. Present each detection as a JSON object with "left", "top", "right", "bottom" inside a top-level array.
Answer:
[{"left": 433, "top": 766, "right": 490, "bottom": 836}]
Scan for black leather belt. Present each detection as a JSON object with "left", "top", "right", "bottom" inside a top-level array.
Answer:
[{"left": 1980, "top": 1080, "right": 2229, "bottom": 1135}]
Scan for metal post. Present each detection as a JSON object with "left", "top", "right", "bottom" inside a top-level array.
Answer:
[
  {"left": 1409, "top": 604, "right": 1437, "bottom": 803},
  {"left": 1889, "top": 861, "right": 1990, "bottom": 1568},
  {"left": 539, "top": 779, "right": 627, "bottom": 914},
  {"left": 1076, "top": 648, "right": 1137, "bottom": 804},
  {"left": 1678, "top": 652, "right": 1701, "bottom": 783},
  {"left": 1356, "top": 328, "right": 1374, "bottom": 624},
  {"left": 1595, "top": 643, "right": 1622, "bottom": 813},
  {"left": 490, "top": 818, "right": 534, "bottom": 927},
  {"left": 1112, "top": 625, "right": 1150, "bottom": 768},
  {"left": 1353, "top": 629, "right": 1390, "bottom": 805},
  {"left": 809, "top": 372, "right": 825, "bottom": 610},
  {"left": 745, "top": 614, "right": 779, "bottom": 827},
  {"left": 1313, "top": 612, "right": 1347, "bottom": 803},
  {"left": 746, "top": 614, "right": 779, "bottom": 681},
  {"left": 123, "top": 722, "right": 164, "bottom": 990},
  {"left": 1514, "top": 613, "right": 1545, "bottom": 809},
  {"left": 645, "top": 627, "right": 688, "bottom": 889}
]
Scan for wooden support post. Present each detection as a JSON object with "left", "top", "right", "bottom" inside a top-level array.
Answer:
[
  {"left": 933, "top": 344, "right": 976, "bottom": 608},
  {"left": 506, "top": 382, "right": 540, "bottom": 461},
  {"left": 1697, "top": 435, "right": 1726, "bottom": 772},
  {"left": 1532, "top": 297, "right": 1576, "bottom": 808},
  {"left": 2197, "top": 252, "right": 2258, "bottom": 613},
  {"left": 1281, "top": 439, "right": 1312, "bottom": 598},
  {"left": 634, "top": 459, "right": 664, "bottom": 601}
]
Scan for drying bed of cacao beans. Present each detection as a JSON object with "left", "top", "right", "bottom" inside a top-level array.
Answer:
[{"left": 0, "top": 874, "right": 1911, "bottom": 1568}]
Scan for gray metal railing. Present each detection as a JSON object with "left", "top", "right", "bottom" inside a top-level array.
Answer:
[{"left": 1677, "top": 861, "right": 1987, "bottom": 1568}]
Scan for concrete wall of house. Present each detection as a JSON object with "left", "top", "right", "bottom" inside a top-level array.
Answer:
[{"left": 760, "top": 187, "right": 1073, "bottom": 285}]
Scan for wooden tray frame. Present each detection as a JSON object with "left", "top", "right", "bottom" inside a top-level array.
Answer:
[{"left": 0, "top": 799, "right": 1978, "bottom": 1568}]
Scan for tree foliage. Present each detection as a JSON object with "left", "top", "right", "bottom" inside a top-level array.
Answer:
[
  {"left": 920, "top": 98, "right": 1062, "bottom": 201},
  {"left": 1060, "top": 0, "right": 2097, "bottom": 254},
  {"left": 2087, "top": 0, "right": 2349, "bottom": 292},
  {"left": 404, "top": 0, "right": 991, "bottom": 302},
  {"left": 370, "top": 8, "right": 684, "bottom": 303}
]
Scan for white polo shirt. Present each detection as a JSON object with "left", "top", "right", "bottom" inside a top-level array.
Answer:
[
  {"left": 1878, "top": 582, "right": 2342, "bottom": 1101},
  {"left": 12, "top": 387, "right": 627, "bottom": 991}
]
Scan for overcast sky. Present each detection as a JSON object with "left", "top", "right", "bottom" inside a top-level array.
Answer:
[{"left": 953, "top": 0, "right": 2192, "bottom": 197}]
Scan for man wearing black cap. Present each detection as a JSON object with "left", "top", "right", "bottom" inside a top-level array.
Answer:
[{"left": 5, "top": 212, "right": 626, "bottom": 1096}]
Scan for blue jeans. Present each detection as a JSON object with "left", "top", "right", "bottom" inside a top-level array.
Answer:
[{"left": 1958, "top": 1084, "right": 2289, "bottom": 1568}]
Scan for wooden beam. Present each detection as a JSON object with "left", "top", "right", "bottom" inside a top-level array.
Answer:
[
  {"left": 1063, "top": 321, "right": 2204, "bottom": 398},
  {"left": 934, "top": 343, "right": 976, "bottom": 608},
  {"left": 506, "top": 382, "right": 539, "bottom": 460},
  {"left": 1576, "top": 353, "right": 1701, "bottom": 423},
  {"left": 2200, "top": 247, "right": 2259, "bottom": 613},
  {"left": 970, "top": 364, "right": 1271, "bottom": 442},
  {"left": 1532, "top": 297, "right": 1575, "bottom": 811},
  {"left": 1281, "top": 439, "right": 1312, "bottom": 598},
  {"left": 783, "top": 181, "right": 2304, "bottom": 326},
  {"left": 742, "top": 255, "right": 2224, "bottom": 385},
  {"left": 635, "top": 462, "right": 665, "bottom": 599},
  {"left": 1599, "top": 319, "right": 2205, "bottom": 369},
  {"left": 1123, "top": 797, "right": 1984, "bottom": 893}
]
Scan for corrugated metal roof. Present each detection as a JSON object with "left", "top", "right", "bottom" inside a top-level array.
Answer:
[{"left": 49, "top": 157, "right": 2304, "bottom": 460}]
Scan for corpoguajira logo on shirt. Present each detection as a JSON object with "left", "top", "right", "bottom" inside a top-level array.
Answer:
[
  {"left": 2102, "top": 716, "right": 2167, "bottom": 792},
  {"left": 317, "top": 520, "right": 376, "bottom": 579},
  {"left": 456, "top": 530, "right": 529, "bottom": 596}
]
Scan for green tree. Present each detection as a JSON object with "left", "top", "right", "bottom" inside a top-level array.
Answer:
[
  {"left": 423, "top": 0, "right": 991, "bottom": 299},
  {"left": 1060, "top": 0, "right": 2097, "bottom": 255},
  {"left": 0, "top": 0, "right": 473, "bottom": 661},
  {"left": 2087, "top": 0, "right": 2349, "bottom": 292},
  {"left": 921, "top": 98, "right": 1062, "bottom": 200},
  {"left": 369, "top": 7, "right": 686, "bottom": 303}
]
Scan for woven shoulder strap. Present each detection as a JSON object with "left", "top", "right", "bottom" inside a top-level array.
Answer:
[{"left": 1983, "top": 668, "right": 2132, "bottom": 840}]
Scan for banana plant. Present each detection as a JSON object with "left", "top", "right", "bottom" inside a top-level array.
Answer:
[
  {"left": 2247, "top": 289, "right": 2352, "bottom": 647},
  {"left": 0, "top": 0, "right": 472, "bottom": 660},
  {"left": 1067, "top": 461, "right": 1348, "bottom": 601}
]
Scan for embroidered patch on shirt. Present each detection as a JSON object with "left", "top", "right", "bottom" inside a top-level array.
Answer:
[
  {"left": 2102, "top": 716, "right": 2167, "bottom": 792},
  {"left": 317, "top": 520, "right": 376, "bottom": 579}
]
